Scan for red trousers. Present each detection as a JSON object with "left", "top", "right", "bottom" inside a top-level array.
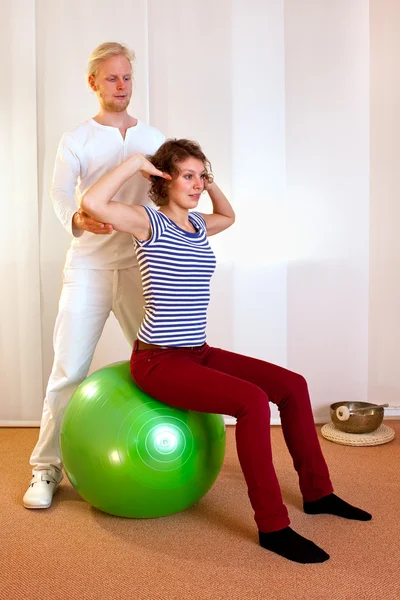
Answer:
[{"left": 130, "top": 343, "right": 333, "bottom": 532}]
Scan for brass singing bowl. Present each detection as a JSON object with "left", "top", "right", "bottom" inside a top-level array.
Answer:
[{"left": 330, "top": 401, "right": 384, "bottom": 434}]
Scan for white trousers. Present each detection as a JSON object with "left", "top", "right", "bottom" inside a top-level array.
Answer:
[{"left": 30, "top": 266, "right": 144, "bottom": 478}]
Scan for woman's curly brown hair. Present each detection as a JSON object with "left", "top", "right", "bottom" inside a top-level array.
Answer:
[{"left": 147, "top": 139, "right": 213, "bottom": 206}]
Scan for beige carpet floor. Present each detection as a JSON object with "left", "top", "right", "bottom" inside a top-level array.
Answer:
[{"left": 0, "top": 423, "right": 399, "bottom": 600}]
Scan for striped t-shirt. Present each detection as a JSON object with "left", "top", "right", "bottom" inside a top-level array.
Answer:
[{"left": 134, "top": 206, "right": 216, "bottom": 347}]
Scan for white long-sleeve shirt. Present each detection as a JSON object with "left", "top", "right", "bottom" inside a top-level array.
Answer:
[{"left": 51, "top": 118, "right": 165, "bottom": 270}]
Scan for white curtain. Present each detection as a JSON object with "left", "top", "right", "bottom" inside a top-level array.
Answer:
[
  {"left": 0, "top": 0, "right": 43, "bottom": 424},
  {"left": 4, "top": 0, "right": 393, "bottom": 425}
]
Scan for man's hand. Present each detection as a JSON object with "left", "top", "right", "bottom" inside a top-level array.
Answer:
[{"left": 72, "top": 209, "right": 113, "bottom": 234}]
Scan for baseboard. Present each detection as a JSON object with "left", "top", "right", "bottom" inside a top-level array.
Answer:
[
  {"left": 224, "top": 417, "right": 282, "bottom": 425},
  {"left": 382, "top": 409, "right": 400, "bottom": 418},
  {"left": 1, "top": 413, "right": 399, "bottom": 428},
  {"left": 0, "top": 421, "right": 41, "bottom": 427},
  {"left": 225, "top": 415, "right": 400, "bottom": 426}
]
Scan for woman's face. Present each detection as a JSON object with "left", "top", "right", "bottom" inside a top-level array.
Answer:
[{"left": 167, "top": 157, "right": 206, "bottom": 208}]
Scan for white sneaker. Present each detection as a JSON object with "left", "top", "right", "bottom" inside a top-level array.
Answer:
[{"left": 23, "top": 471, "right": 61, "bottom": 509}]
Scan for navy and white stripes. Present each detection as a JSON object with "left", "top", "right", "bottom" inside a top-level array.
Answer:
[{"left": 134, "top": 206, "right": 216, "bottom": 347}]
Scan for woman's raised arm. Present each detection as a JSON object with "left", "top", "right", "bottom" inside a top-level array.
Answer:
[
  {"left": 200, "top": 182, "right": 235, "bottom": 236},
  {"left": 81, "top": 154, "right": 170, "bottom": 238}
]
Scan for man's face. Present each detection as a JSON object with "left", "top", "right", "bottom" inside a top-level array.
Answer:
[{"left": 89, "top": 55, "right": 132, "bottom": 112}]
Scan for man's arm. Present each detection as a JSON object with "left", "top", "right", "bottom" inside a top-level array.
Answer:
[{"left": 50, "top": 133, "right": 112, "bottom": 236}]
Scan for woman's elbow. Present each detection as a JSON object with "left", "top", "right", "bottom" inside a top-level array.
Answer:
[{"left": 80, "top": 193, "right": 93, "bottom": 214}]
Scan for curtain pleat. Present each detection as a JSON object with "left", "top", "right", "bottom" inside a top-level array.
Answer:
[{"left": 0, "top": 0, "right": 43, "bottom": 424}]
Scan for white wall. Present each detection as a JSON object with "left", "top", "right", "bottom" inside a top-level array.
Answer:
[
  {"left": 230, "top": 1, "right": 287, "bottom": 425},
  {"left": 2, "top": 0, "right": 399, "bottom": 424},
  {"left": 369, "top": 0, "right": 400, "bottom": 415},
  {"left": 0, "top": 0, "right": 43, "bottom": 423},
  {"left": 284, "top": 0, "right": 370, "bottom": 421}
]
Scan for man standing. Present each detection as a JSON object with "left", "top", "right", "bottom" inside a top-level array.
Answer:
[{"left": 23, "top": 42, "right": 165, "bottom": 509}]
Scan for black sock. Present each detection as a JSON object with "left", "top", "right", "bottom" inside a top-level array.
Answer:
[
  {"left": 258, "top": 527, "right": 329, "bottom": 564},
  {"left": 304, "top": 493, "right": 372, "bottom": 521}
]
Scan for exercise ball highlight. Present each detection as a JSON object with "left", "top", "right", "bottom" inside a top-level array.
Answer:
[{"left": 60, "top": 362, "right": 226, "bottom": 518}]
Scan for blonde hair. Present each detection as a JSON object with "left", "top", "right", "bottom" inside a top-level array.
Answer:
[{"left": 87, "top": 42, "right": 135, "bottom": 78}]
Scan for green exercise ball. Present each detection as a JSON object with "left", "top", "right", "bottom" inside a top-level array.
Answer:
[{"left": 60, "top": 362, "right": 226, "bottom": 518}]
